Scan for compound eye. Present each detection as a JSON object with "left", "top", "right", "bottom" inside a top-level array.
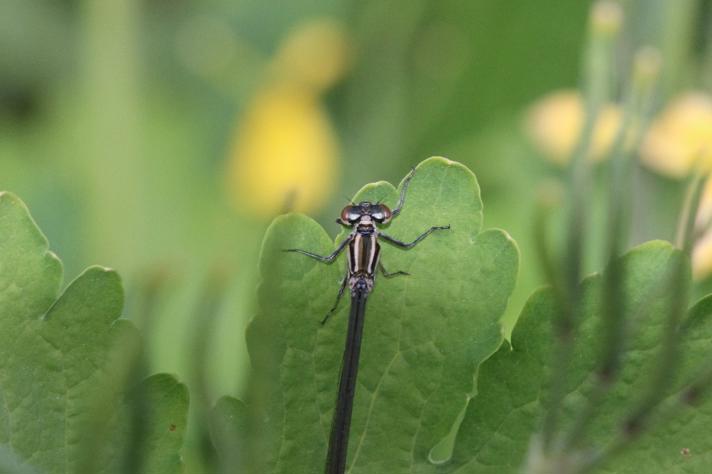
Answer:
[
  {"left": 372, "top": 204, "right": 392, "bottom": 223},
  {"left": 340, "top": 206, "right": 361, "bottom": 224}
]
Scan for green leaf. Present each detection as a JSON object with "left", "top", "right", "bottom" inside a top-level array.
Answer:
[
  {"left": 447, "top": 240, "right": 712, "bottom": 473},
  {"left": 229, "top": 157, "right": 519, "bottom": 473},
  {"left": 0, "top": 192, "right": 189, "bottom": 474}
]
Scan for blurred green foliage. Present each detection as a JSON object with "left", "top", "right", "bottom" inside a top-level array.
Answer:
[
  {"left": 451, "top": 241, "right": 712, "bottom": 474},
  {"left": 0, "top": 192, "right": 189, "bottom": 474},
  {"left": 1, "top": 0, "right": 710, "bottom": 472}
]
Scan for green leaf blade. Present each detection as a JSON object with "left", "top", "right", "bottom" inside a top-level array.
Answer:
[
  {"left": 239, "top": 157, "right": 519, "bottom": 473},
  {"left": 0, "top": 192, "right": 189, "bottom": 474},
  {"left": 445, "top": 240, "right": 712, "bottom": 473},
  {"left": 0, "top": 192, "right": 62, "bottom": 329}
]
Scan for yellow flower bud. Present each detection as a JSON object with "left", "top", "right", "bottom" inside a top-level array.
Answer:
[
  {"left": 225, "top": 18, "right": 349, "bottom": 217},
  {"left": 640, "top": 92, "right": 712, "bottom": 178},
  {"left": 590, "top": 0, "right": 624, "bottom": 38},
  {"left": 691, "top": 179, "right": 712, "bottom": 279},
  {"left": 226, "top": 83, "right": 339, "bottom": 216},
  {"left": 693, "top": 233, "right": 712, "bottom": 280},
  {"left": 525, "top": 90, "right": 622, "bottom": 165}
]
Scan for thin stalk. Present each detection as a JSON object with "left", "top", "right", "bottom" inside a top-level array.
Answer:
[
  {"left": 620, "top": 173, "right": 705, "bottom": 441},
  {"left": 598, "top": 47, "right": 661, "bottom": 381},
  {"left": 705, "top": 6, "right": 712, "bottom": 89},
  {"left": 561, "top": 47, "right": 662, "bottom": 451},
  {"left": 620, "top": 272, "right": 685, "bottom": 434},
  {"left": 677, "top": 171, "right": 709, "bottom": 256},
  {"left": 577, "top": 431, "right": 636, "bottom": 474},
  {"left": 682, "top": 365, "right": 712, "bottom": 406},
  {"left": 325, "top": 290, "right": 369, "bottom": 474},
  {"left": 533, "top": 184, "right": 565, "bottom": 302},
  {"left": 578, "top": 360, "right": 712, "bottom": 474},
  {"left": 190, "top": 267, "right": 230, "bottom": 473},
  {"left": 541, "top": 0, "right": 621, "bottom": 450},
  {"left": 570, "top": 172, "right": 707, "bottom": 473}
]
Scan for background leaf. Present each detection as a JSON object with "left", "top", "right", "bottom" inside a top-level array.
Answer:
[
  {"left": 446, "top": 240, "right": 712, "bottom": 473},
  {"left": 209, "top": 396, "right": 249, "bottom": 474},
  {"left": 227, "top": 157, "right": 519, "bottom": 473},
  {"left": 0, "top": 192, "right": 189, "bottom": 474}
]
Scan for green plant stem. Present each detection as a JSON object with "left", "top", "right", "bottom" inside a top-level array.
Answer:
[
  {"left": 541, "top": 0, "right": 620, "bottom": 451},
  {"left": 578, "top": 360, "right": 712, "bottom": 474},
  {"left": 533, "top": 184, "right": 564, "bottom": 301},
  {"left": 677, "top": 172, "right": 709, "bottom": 256},
  {"left": 189, "top": 267, "right": 231, "bottom": 473},
  {"left": 561, "top": 47, "right": 661, "bottom": 453},
  {"left": 619, "top": 173, "right": 704, "bottom": 444},
  {"left": 682, "top": 365, "right": 712, "bottom": 406}
]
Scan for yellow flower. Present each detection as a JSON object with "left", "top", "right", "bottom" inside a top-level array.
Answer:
[
  {"left": 640, "top": 92, "right": 712, "bottom": 178},
  {"left": 691, "top": 178, "right": 712, "bottom": 279},
  {"left": 525, "top": 90, "right": 622, "bottom": 165},
  {"left": 225, "top": 18, "right": 349, "bottom": 216},
  {"left": 227, "top": 83, "right": 339, "bottom": 215},
  {"left": 694, "top": 230, "right": 712, "bottom": 280},
  {"left": 636, "top": 92, "right": 712, "bottom": 278}
]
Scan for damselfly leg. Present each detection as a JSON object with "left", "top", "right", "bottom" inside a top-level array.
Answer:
[
  {"left": 380, "top": 225, "right": 451, "bottom": 249},
  {"left": 285, "top": 235, "right": 352, "bottom": 262},
  {"left": 390, "top": 167, "right": 416, "bottom": 218},
  {"left": 378, "top": 262, "right": 409, "bottom": 278},
  {"left": 322, "top": 274, "right": 349, "bottom": 325},
  {"left": 316, "top": 262, "right": 409, "bottom": 325},
  {"left": 312, "top": 262, "right": 409, "bottom": 325}
]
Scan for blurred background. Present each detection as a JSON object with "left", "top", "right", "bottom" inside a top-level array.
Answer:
[{"left": 1, "top": 0, "right": 710, "bottom": 471}]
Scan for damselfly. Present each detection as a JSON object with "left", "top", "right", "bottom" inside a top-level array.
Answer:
[{"left": 286, "top": 168, "right": 450, "bottom": 474}]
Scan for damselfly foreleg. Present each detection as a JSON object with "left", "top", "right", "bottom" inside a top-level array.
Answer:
[
  {"left": 378, "top": 262, "right": 409, "bottom": 278},
  {"left": 285, "top": 235, "right": 353, "bottom": 262},
  {"left": 380, "top": 225, "right": 451, "bottom": 249},
  {"left": 391, "top": 167, "right": 416, "bottom": 218}
]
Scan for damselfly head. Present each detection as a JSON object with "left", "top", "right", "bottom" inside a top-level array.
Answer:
[{"left": 339, "top": 202, "right": 392, "bottom": 225}]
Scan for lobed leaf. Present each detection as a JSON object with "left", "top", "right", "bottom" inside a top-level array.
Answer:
[
  {"left": 216, "top": 158, "right": 712, "bottom": 474},
  {"left": 224, "top": 157, "right": 519, "bottom": 473},
  {"left": 446, "top": 241, "right": 712, "bottom": 473},
  {"left": 0, "top": 192, "right": 189, "bottom": 474}
]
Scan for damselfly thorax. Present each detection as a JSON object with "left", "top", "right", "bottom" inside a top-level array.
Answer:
[{"left": 347, "top": 222, "right": 379, "bottom": 295}]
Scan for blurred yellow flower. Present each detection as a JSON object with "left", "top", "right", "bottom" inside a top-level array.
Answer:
[
  {"left": 691, "top": 179, "right": 712, "bottom": 279},
  {"left": 694, "top": 226, "right": 712, "bottom": 280},
  {"left": 693, "top": 238, "right": 712, "bottom": 280},
  {"left": 227, "top": 83, "right": 339, "bottom": 215},
  {"left": 226, "top": 19, "right": 349, "bottom": 216},
  {"left": 640, "top": 92, "right": 712, "bottom": 178},
  {"left": 638, "top": 92, "right": 712, "bottom": 279},
  {"left": 525, "top": 90, "right": 622, "bottom": 165}
]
